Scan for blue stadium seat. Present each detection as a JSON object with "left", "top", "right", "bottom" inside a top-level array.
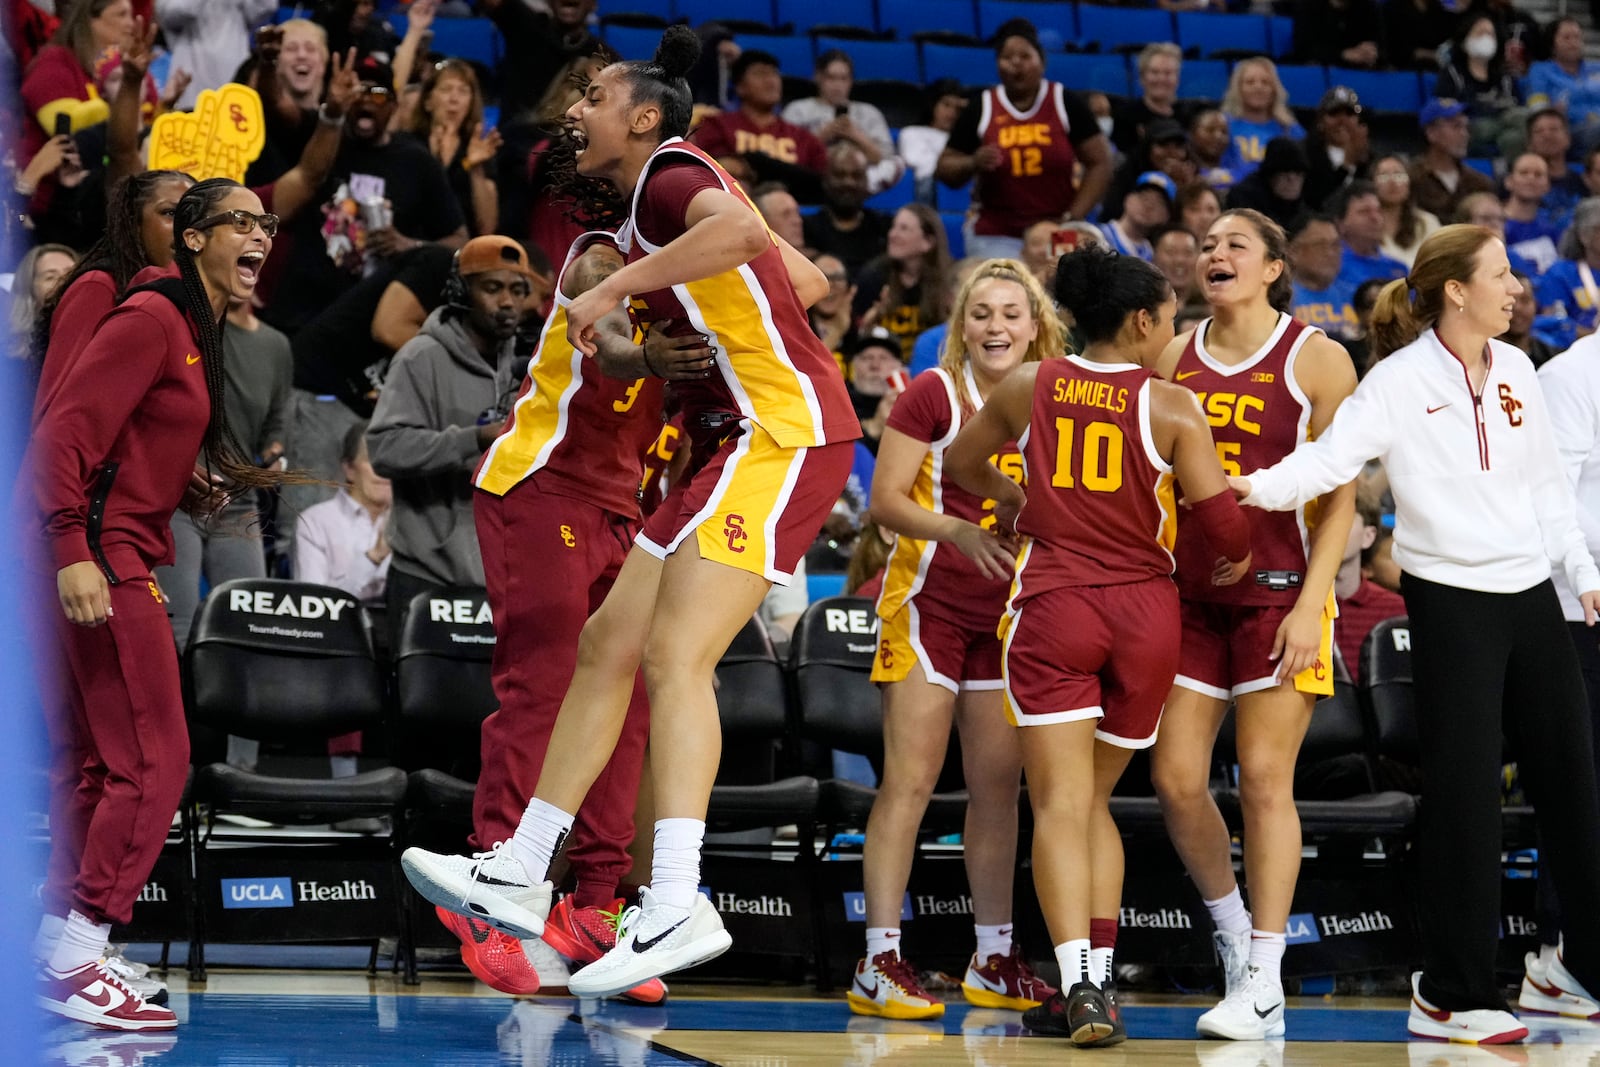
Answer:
[
  {"left": 1077, "top": 4, "right": 1174, "bottom": 53},
  {"left": 1330, "top": 68, "right": 1423, "bottom": 113},
  {"left": 1049, "top": 52, "right": 1129, "bottom": 96},
  {"left": 977, "top": 0, "right": 1077, "bottom": 46},
  {"left": 1275, "top": 64, "right": 1328, "bottom": 109},
  {"left": 920, "top": 42, "right": 994, "bottom": 88},
  {"left": 425, "top": 17, "right": 500, "bottom": 67},
  {"left": 1176, "top": 11, "right": 1266, "bottom": 58},
  {"left": 876, "top": 0, "right": 978, "bottom": 40},
  {"left": 738, "top": 34, "right": 815, "bottom": 76},
  {"left": 936, "top": 179, "right": 971, "bottom": 215},
  {"left": 866, "top": 168, "right": 917, "bottom": 212},
  {"left": 602, "top": 23, "right": 669, "bottom": 60},
  {"left": 606, "top": 0, "right": 676, "bottom": 21},
  {"left": 1267, "top": 15, "right": 1295, "bottom": 58},
  {"left": 1181, "top": 59, "right": 1231, "bottom": 103},
  {"left": 774, "top": 0, "right": 864, "bottom": 34},
  {"left": 1464, "top": 157, "right": 1495, "bottom": 178},
  {"left": 815, "top": 36, "right": 922, "bottom": 82},
  {"left": 807, "top": 571, "right": 847, "bottom": 601},
  {"left": 941, "top": 211, "right": 966, "bottom": 257},
  {"left": 677, "top": 0, "right": 776, "bottom": 30}
]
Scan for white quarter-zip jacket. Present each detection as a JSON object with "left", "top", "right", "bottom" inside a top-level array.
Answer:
[
  {"left": 1245, "top": 330, "right": 1600, "bottom": 597},
  {"left": 1537, "top": 335, "right": 1600, "bottom": 620}
]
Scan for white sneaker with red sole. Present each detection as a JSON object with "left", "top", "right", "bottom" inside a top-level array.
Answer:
[
  {"left": 38, "top": 960, "right": 177, "bottom": 1031},
  {"left": 1407, "top": 972, "right": 1528, "bottom": 1044},
  {"left": 1518, "top": 950, "right": 1600, "bottom": 1019}
]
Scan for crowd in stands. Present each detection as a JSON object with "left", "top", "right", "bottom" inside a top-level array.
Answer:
[{"left": 5, "top": 0, "right": 1600, "bottom": 769}]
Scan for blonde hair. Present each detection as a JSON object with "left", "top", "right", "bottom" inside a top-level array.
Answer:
[
  {"left": 939, "top": 258, "right": 1067, "bottom": 412},
  {"left": 1369, "top": 224, "right": 1499, "bottom": 362},
  {"left": 1138, "top": 41, "right": 1182, "bottom": 76},
  {"left": 1221, "top": 57, "right": 1297, "bottom": 130}
]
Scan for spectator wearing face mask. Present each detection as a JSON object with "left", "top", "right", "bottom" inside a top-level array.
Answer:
[{"left": 1434, "top": 15, "right": 1527, "bottom": 159}]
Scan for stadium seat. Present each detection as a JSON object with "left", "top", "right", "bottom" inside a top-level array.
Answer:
[
  {"left": 739, "top": 33, "right": 815, "bottom": 77},
  {"left": 1049, "top": 52, "right": 1131, "bottom": 97},
  {"left": 1329, "top": 68, "right": 1424, "bottom": 114},
  {"left": 940, "top": 211, "right": 966, "bottom": 257},
  {"left": 1176, "top": 11, "right": 1266, "bottom": 59},
  {"left": 936, "top": 178, "right": 971, "bottom": 215},
  {"left": 1275, "top": 64, "right": 1329, "bottom": 110},
  {"left": 184, "top": 579, "right": 405, "bottom": 981},
  {"left": 854, "top": 78, "right": 927, "bottom": 128},
  {"left": 814, "top": 36, "right": 921, "bottom": 83},
  {"left": 426, "top": 16, "right": 500, "bottom": 68},
  {"left": 866, "top": 167, "right": 917, "bottom": 212},
  {"left": 602, "top": 23, "right": 670, "bottom": 60},
  {"left": 1464, "top": 157, "right": 1495, "bottom": 178},
  {"left": 605, "top": 0, "right": 675, "bottom": 23},
  {"left": 390, "top": 588, "right": 498, "bottom": 983},
  {"left": 977, "top": 0, "right": 1077, "bottom": 47},
  {"left": 677, "top": 0, "right": 776, "bottom": 28},
  {"left": 919, "top": 42, "right": 994, "bottom": 88},
  {"left": 1180, "top": 58, "right": 1231, "bottom": 103},
  {"left": 1361, "top": 616, "right": 1416, "bottom": 766},
  {"left": 876, "top": 0, "right": 979, "bottom": 41},
  {"left": 1076, "top": 4, "right": 1174, "bottom": 54},
  {"left": 775, "top": 0, "right": 863, "bottom": 35},
  {"left": 1267, "top": 14, "right": 1295, "bottom": 58}
]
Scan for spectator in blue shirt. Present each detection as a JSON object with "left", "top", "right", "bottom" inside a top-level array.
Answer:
[
  {"left": 1503, "top": 152, "right": 1568, "bottom": 274},
  {"left": 1099, "top": 170, "right": 1176, "bottom": 261},
  {"left": 1527, "top": 107, "right": 1591, "bottom": 218},
  {"left": 1526, "top": 17, "right": 1600, "bottom": 152},
  {"left": 1288, "top": 213, "right": 1359, "bottom": 341},
  {"left": 1333, "top": 180, "right": 1408, "bottom": 288},
  {"left": 1220, "top": 58, "right": 1305, "bottom": 178},
  {"left": 1536, "top": 196, "right": 1600, "bottom": 348}
]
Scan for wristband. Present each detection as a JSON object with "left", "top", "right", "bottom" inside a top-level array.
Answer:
[{"left": 317, "top": 103, "right": 346, "bottom": 127}]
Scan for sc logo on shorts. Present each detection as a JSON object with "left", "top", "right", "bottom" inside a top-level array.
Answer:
[{"left": 724, "top": 514, "right": 748, "bottom": 554}]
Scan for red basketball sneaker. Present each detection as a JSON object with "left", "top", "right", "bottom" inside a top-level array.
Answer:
[
  {"left": 961, "top": 944, "right": 1056, "bottom": 1011},
  {"left": 437, "top": 905, "right": 542, "bottom": 996},
  {"left": 541, "top": 896, "right": 669, "bottom": 1005},
  {"left": 38, "top": 959, "right": 177, "bottom": 1031}
]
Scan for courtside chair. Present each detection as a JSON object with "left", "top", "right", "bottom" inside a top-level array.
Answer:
[
  {"left": 1076, "top": 4, "right": 1175, "bottom": 54},
  {"left": 391, "top": 587, "right": 499, "bottom": 984},
  {"left": 183, "top": 578, "right": 405, "bottom": 982}
]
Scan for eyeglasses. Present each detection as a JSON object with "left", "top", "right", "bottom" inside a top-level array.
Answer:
[
  {"left": 1374, "top": 172, "right": 1410, "bottom": 184},
  {"left": 359, "top": 84, "right": 393, "bottom": 99},
  {"left": 193, "top": 209, "right": 280, "bottom": 238}
]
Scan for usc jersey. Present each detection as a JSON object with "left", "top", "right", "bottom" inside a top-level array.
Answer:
[
  {"left": 969, "top": 81, "right": 1088, "bottom": 238},
  {"left": 474, "top": 231, "right": 665, "bottom": 517},
  {"left": 1011, "top": 355, "right": 1178, "bottom": 597},
  {"left": 877, "top": 367, "right": 1023, "bottom": 625},
  {"left": 1170, "top": 313, "right": 1320, "bottom": 605},
  {"left": 617, "top": 138, "right": 859, "bottom": 450}
]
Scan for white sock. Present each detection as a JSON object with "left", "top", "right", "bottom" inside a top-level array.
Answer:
[
  {"left": 48, "top": 910, "right": 110, "bottom": 974},
  {"left": 33, "top": 912, "right": 66, "bottom": 962},
  {"left": 974, "top": 922, "right": 1013, "bottom": 962},
  {"left": 1091, "top": 946, "right": 1115, "bottom": 987},
  {"left": 329, "top": 755, "right": 359, "bottom": 778},
  {"left": 1249, "top": 929, "right": 1287, "bottom": 985},
  {"left": 506, "top": 797, "right": 574, "bottom": 884},
  {"left": 866, "top": 927, "right": 901, "bottom": 959},
  {"left": 648, "top": 818, "right": 706, "bottom": 910},
  {"left": 1053, "top": 938, "right": 1092, "bottom": 988},
  {"left": 1203, "top": 886, "right": 1253, "bottom": 937}
]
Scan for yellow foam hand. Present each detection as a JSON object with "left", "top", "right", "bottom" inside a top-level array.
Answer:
[{"left": 147, "top": 83, "right": 267, "bottom": 183}]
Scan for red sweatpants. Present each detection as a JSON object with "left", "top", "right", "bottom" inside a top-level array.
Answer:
[
  {"left": 39, "top": 570, "right": 190, "bottom": 926},
  {"left": 472, "top": 478, "right": 650, "bottom": 908}
]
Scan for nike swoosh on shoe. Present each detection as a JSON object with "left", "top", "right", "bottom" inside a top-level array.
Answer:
[{"left": 631, "top": 918, "right": 687, "bottom": 952}]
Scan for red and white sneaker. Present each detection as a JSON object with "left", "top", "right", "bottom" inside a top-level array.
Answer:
[
  {"left": 1407, "top": 972, "right": 1528, "bottom": 1044},
  {"left": 38, "top": 959, "right": 177, "bottom": 1031},
  {"left": 437, "top": 905, "right": 542, "bottom": 996},
  {"left": 541, "top": 896, "right": 669, "bottom": 1005},
  {"left": 960, "top": 944, "right": 1056, "bottom": 1010},
  {"left": 847, "top": 951, "right": 945, "bottom": 1020},
  {"left": 1518, "top": 949, "right": 1600, "bottom": 1019}
]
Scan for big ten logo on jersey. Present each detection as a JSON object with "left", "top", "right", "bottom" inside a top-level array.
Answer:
[
  {"left": 980, "top": 452, "right": 1027, "bottom": 532},
  {"left": 1194, "top": 390, "right": 1264, "bottom": 475},
  {"left": 998, "top": 121, "right": 1051, "bottom": 178},
  {"left": 724, "top": 513, "right": 749, "bottom": 553}
]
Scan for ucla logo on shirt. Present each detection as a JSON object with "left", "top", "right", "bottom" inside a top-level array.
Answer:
[{"left": 221, "top": 876, "right": 294, "bottom": 909}]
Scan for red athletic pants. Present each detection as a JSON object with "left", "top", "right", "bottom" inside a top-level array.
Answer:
[
  {"left": 38, "top": 569, "right": 189, "bottom": 926},
  {"left": 472, "top": 478, "right": 650, "bottom": 908}
]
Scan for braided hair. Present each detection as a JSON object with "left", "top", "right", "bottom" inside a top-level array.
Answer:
[
  {"left": 171, "top": 178, "right": 300, "bottom": 497},
  {"left": 32, "top": 170, "right": 193, "bottom": 363}
]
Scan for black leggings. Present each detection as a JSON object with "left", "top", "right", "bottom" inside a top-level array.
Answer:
[
  {"left": 1402, "top": 573, "right": 1600, "bottom": 1011},
  {"left": 1534, "top": 622, "right": 1600, "bottom": 947}
]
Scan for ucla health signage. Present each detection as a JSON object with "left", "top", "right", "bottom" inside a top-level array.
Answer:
[{"left": 222, "top": 877, "right": 294, "bottom": 909}]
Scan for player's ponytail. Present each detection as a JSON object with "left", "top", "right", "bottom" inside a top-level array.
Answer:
[
  {"left": 1369, "top": 223, "right": 1498, "bottom": 363},
  {"left": 614, "top": 26, "right": 700, "bottom": 141}
]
